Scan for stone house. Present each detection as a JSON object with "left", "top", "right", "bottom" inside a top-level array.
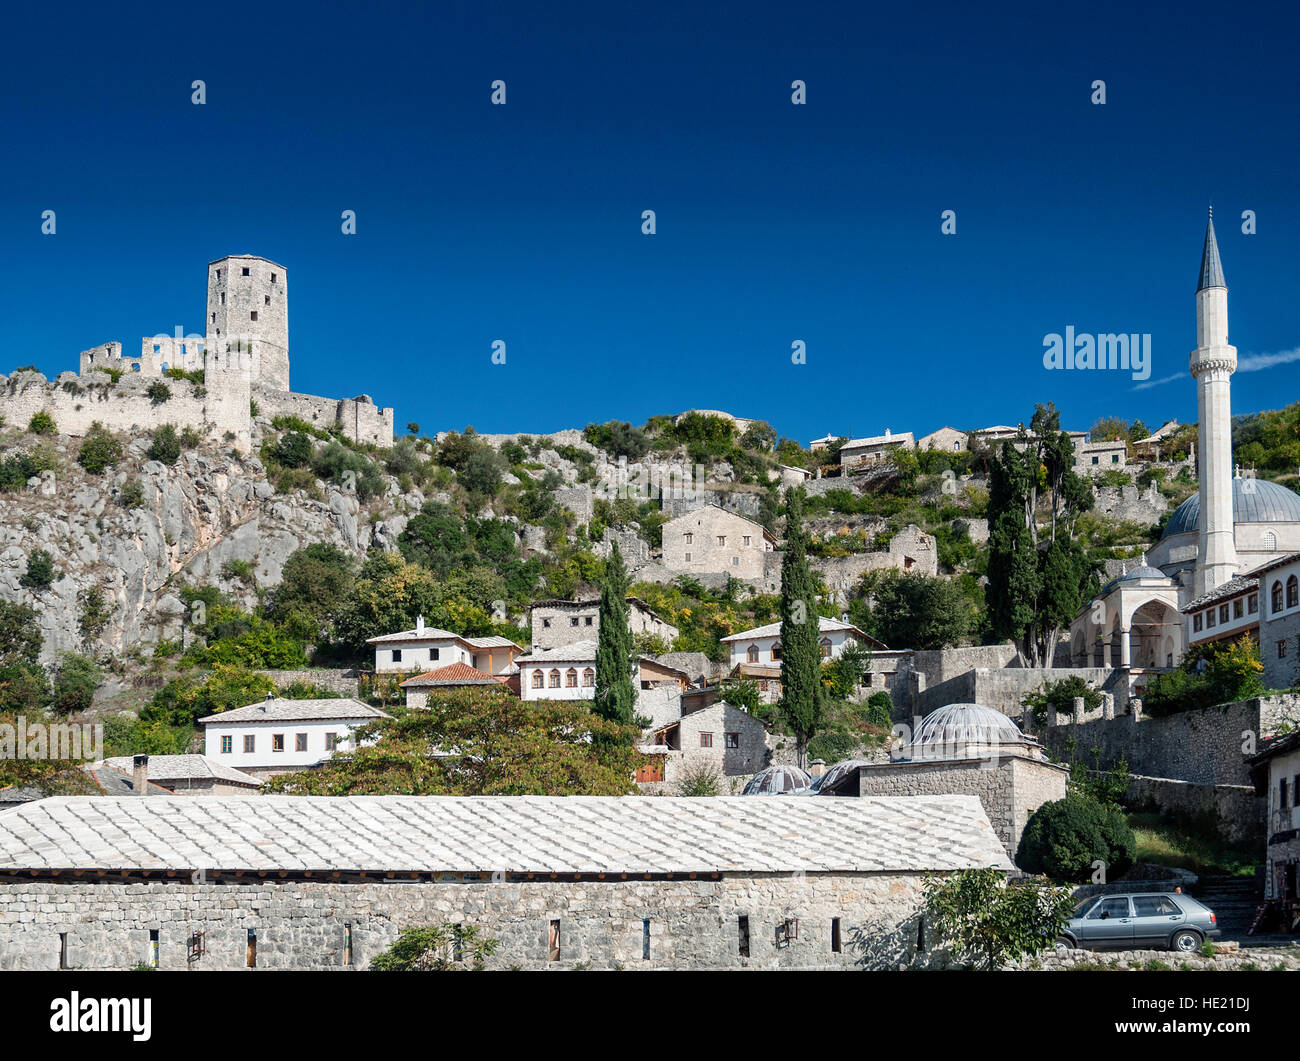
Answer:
[
  {"left": 198, "top": 697, "right": 391, "bottom": 778},
  {"left": 659, "top": 505, "right": 776, "bottom": 580},
  {"left": 721, "top": 616, "right": 881, "bottom": 703},
  {"left": 514, "top": 642, "right": 691, "bottom": 703},
  {"left": 95, "top": 755, "right": 262, "bottom": 795},
  {"left": 642, "top": 702, "right": 770, "bottom": 789},
  {"left": 1253, "top": 554, "right": 1300, "bottom": 690},
  {"left": 1247, "top": 731, "right": 1300, "bottom": 910},
  {"left": 529, "top": 593, "right": 678, "bottom": 651},
  {"left": 839, "top": 430, "right": 914, "bottom": 470},
  {"left": 916, "top": 426, "right": 968, "bottom": 453},
  {"left": 1076, "top": 439, "right": 1128, "bottom": 474},
  {"left": 0, "top": 794, "right": 1011, "bottom": 970},
  {"left": 367, "top": 616, "right": 520, "bottom": 676}
]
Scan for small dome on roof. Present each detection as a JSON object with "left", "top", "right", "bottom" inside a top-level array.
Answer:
[
  {"left": 1101, "top": 563, "right": 1171, "bottom": 595},
  {"left": 913, "top": 703, "right": 1024, "bottom": 750},
  {"left": 742, "top": 764, "right": 812, "bottom": 795},
  {"left": 811, "top": 759, "right": 873, "bottom": 794}
]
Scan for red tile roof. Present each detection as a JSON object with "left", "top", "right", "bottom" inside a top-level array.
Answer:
[{"left": 400, "top": 663, "right": 502, "bottom": 687}]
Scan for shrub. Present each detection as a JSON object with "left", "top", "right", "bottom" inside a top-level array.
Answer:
[
  {"left": 77, "top": 585, "right": 112, "bottom": 642},
  {"left": 51, "top": 652, "right": 102, "bottom": 714},
  {"left": 1022, "top": 675, "right": 1103, "bottom": 727},
  {"left": 148, "top": 425, "right": 181, "bottom": 465},
  {"left": 119, "top": 479, "right": 145, "bottom": 508},
  {"left": 146, "top": 381, "right": 171, "bottom": 405},
  {"left": 180, "top": 426, "right": 202, "bottom": 448},
  {"left": 583, "top": 420, "right": 651, "bottom": 460},
  {"left": 370, "top": 923, "right": 498, "bottom": 971},
  {"left": 27, "top": 411, "right": 56, "bottom": 435},
  {"left": 675, "top": 760, "right": 723, "bottom": 796},
  {"left": 924, "top": 869, "right": 1076, "bottom": 970},
  {"left": 77, "top": 423, "right": 124, "bottom": 474},
  {"left": 19, "top": 550, "right": 56, "bottom": 591},
  {"left": 864, "top": 691, "right": 894, "bottom": 728},
  {"left": 312, "top": 440, "right": 384, "bottom": 500},
  {"left": 808, "top": 729, "right": 858, "bottom": 763},
  {"left": 1016, "top": 795, "right": 1136, "bottom": 883},
  {"left": 272, "top": 431, "right": 313, "bottom": 469}
]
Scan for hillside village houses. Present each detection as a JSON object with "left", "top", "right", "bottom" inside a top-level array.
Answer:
[
  {"left": 660, "top": 504, "right": 777, "bottom": 579},
  {"left": 722, "top": 616, "right": 888, "bottom": 704},
  {"left": 838, "top": 429, "right": 914, "bottom": 469},
  {"left": 200, "top": 697, "right": 391, "bottom": 778},
  {"left": 529, "top": 591, "right": 679, "bottom": 650},
  {"left": 367, "top": 617, "right": 521, "bottom": 675}
]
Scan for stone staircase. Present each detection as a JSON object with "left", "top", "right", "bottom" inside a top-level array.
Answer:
[{"left": 1192, "top": 874, "right": 1263, "bottom": 936}]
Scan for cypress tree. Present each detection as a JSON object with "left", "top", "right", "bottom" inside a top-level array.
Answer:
[
  {"left": 778, "top": 488, "right": 823, "bottom": 766},
  {"left": 593, "top": 541, "right": 637, "bottom": 728}
]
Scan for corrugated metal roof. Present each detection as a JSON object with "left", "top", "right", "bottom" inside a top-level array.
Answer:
[{"left": 0, "top": 795, "right": 1013, "bottom": 874}]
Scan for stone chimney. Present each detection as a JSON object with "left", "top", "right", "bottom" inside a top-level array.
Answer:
[
  {"left": 261, "top": 692, "right": 273, "bottom": 712},
  {"left": 808, "top": 758, "right": 827, "bottom": 778},
  {"left": 416, "top": 614, "right": 425, "bottom": 635},
  {"left": 133, "top": 754, "right": 149, "bottom": 796}
]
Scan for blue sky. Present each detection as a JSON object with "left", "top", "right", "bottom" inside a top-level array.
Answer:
[{"left": 1, "top": 0, "right": 1296, "bottom": 445}]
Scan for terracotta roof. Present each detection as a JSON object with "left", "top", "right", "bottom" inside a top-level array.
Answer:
[{"left": 400, "top": 663, "right": 501, "bottom": 687}]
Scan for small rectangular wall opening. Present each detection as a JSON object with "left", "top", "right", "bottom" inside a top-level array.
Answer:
[
  {"left": 548, "top": 920, "right": 560, "bottom": 962},
  {"left": 738, "top": 916, "right": 750, "bottom": 957},
  {"left": 149, "top": 928, "right": 160, "bottom": 968},
  {"left": 642, "top": 919, "right": 651, "bottom": 960},
  {"left": 344, "top": 922, "right": 353, "bottom": 967},
  {"left": 831, "top": 918, "right": 842, "bottom": 954},
  {"left": 59, "top": 932, "right": 68, "bottom": 970},
  {"left": 246, "top": 928, "right": 257, "bottom": 968}
]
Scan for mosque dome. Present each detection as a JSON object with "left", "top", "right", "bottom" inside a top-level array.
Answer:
[
  {"left": 741, "top": 765, "right": 812, "bottom": 795},
  {"left": 1100, "top": 563, "right": 1172, "bottom": 596},
  {"left": 1161, "top": 479, "right": 1300, "bottom": 540},
  {"left": 912, "top": 703, "right": 1025, "bottom": 751},
  {"left": 810, "top": 759, "right": 874, "bottom": 795}
]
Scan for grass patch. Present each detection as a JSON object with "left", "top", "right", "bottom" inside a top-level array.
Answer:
[{"left": 1128, "top": 811, "right": 1259, "bottom": 877}]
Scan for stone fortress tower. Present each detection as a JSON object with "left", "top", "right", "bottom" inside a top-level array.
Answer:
[
  {"left": 207, "top": 255, "right": 290, "bottom": 393},
  {"left": 1189, "top": 208, "right": 1239, "bottom": 597}
]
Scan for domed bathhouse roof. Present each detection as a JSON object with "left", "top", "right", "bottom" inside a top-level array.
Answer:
[
  {"left": 1161, "top": 479, "right": 1300, "bottom": 540},
  {"left": 741, "top": 765, "right": 812, "bottom": 795},
  {"left": 1100, "top": 562, "right": 1172, "bottom": 596},
  {"left": 905, "top": 703, "right": 1034, "bottom": 761},
  {"left": 811, "top": 759, "right": 875, "bottom": 796}
]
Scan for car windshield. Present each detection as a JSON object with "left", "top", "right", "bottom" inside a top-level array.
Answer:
[{"left": 1074, "top": 896, "right": 1098, "bottom": 916}]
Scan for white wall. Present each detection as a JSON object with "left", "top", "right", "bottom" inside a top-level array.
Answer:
[
  {"left": 204, "top": 719, "right": 366, "bottom": 769},
  {"left": 374, "top": 639, "right": 474, "bottom": 673},
  {"left": 727, "top": 629, "right": 856, "bottom": 670}
]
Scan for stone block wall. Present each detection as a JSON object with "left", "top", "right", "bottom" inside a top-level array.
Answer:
[
  {"left": 1124, "top": 774, "right": 1262, "bottom": 843},
  {"left": 254, "top": 669, "right": 361, "bottom": 697},
  {"left": 254, "top": 387, "right": 393, "bottom": 447},
  {"left": 0, "top": 874, "right": 946, "bottom": 971}
]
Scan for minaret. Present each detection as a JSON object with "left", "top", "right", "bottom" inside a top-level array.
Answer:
[{"left": 1189, "top": 208, "right": 1238, "bottom": 596}]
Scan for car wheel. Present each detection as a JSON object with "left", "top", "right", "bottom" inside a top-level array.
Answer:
[
  {"left": 1170, "top": 929, "right": 1202, "bottom": 953},
  {"left": 1054, "top": 936, "right": 1073, "bottom": 951}
]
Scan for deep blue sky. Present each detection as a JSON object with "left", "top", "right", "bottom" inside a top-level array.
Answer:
[{"left": 2, "top": 0, "right": 1296, "bottom": 445}]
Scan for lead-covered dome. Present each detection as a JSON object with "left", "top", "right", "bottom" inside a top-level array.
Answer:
[
  {"left": 811, "top": 759, "right": 873, "bottom": 795},
  {"left": 1161, "top": 479, "right": 1300, "bottom": 540},
  {"left": 912, "top": 703, "right": 1024, "bottom": 751},
  {"left": 741, "top": 765, "right": 812, "bottom": 795}
]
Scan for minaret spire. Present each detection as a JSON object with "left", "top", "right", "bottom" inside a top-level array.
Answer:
[{"left": 1197, "top": 206, "right": 1226, "bottom": 292}]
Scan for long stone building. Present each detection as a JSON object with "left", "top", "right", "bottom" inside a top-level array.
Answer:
[{"left": 0, "top": 794, "right": 1010, "bottom": 971}]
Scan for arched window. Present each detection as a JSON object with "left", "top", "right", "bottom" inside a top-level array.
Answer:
[
  {"left": 770, "top": 642, "right": 782, "bottom": 661},
  {"left": 565, "top": 668, "right": 578, "bottom": 688},
  {"left": 531, "top": 670, "right": 544, "bottom": 689},
  {"left": 548, "top": 669, "right": 561, "bottom": 688},
  {"left": 1273, "top": 580, "right": 1285, "bottom": 614},
  {"left": 746, "top": 644, "right": 759, "bottom": 664},
  {"left": 819, "top": 638, "right": 833, "bottom": 659},
  {"left": 1265, "top": 530, "right": 1278, "bottom": 551},
  {"left": 582, "top": 667, "right": 595, "bottom": 687},
  {"left": 1287, "top": 575, "right": 1298, "bottom": 609}
]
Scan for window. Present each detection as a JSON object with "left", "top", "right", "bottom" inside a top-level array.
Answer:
[
  {"left": 548, "top": 669, "right": 561, "bottom": 688},
  {"left": 1249, "top": 594, "right": 1259, "bottom": 614},
  {"left": 1111, "top": 454, "right": 1120, "bottom": 463},
  {"left": 1133, "top": 895, "right": 1181, "bottom": 917},
  {"left": 771, "top": 642, "right": 782, "bottom": 661},
  {"left": 542, "top": 618, "right": 551, "bottom": 628},
  {"left": 717, "top": 535, "right": 726, "bottom": 546},
  {"left": 221, "top": 292, "right": 225, "bottom": 304},
  {"left": 149, "top": 928, "right": 159, "bottom": 968},
  {"left": 584, "top": 616, "right": 593, "bottom": 626},
  {"left": 684, "top": 533, "right": 693, "bottom": 545},
  {"left": 548, "top": 920, "right": 560, "bottom": 961},
  {"left": 1087, "top": 897, "right": 1131, "bottom": 920},
  {"left": 250, "top": 311, "right": 258, "bottom": 321},
  {"left": 743, "top": 535, "right": 751, "bottom": 546},
  {"left": 570, "top": 617, "right": 579, "bottom": 627},
  {"left": 325, "top": 732, "right": 337, "bottom": 751},
  {"left": 1234, "top": 598, "right": 1244, "bottom": 619},
  {"left": 1289, "top": 576, "right": 1298, "bottom": 609},
  {"left": 832, "top": 918, "right": 842, "bottom": 953},
  {"left": 582, "top": 667, "right": 595, "bottom": 687},
  {"left": 700, "top": 732, "right": 713, "bottom": 748},
  {"left": 1091, "top": 456, "right": 1099, "bottom": 465},
  {"left": 565, "top": 668, "right": 578, "bottom": 688},
  {"left": 220, "top": 735, "right": 232, "bottom": 754},
  {"left": 531, "top": 670, "right": 544, "bottom": 689},
  {"left": 738, "top": 916, "right": 750, "bottom": 957},
  {"left": 1274, "top": 581, "right": 1285, "bottom": 614},
  {"left": 271, "top": 272, "right": 276, "bottom": 283},
  {"left": 1279, "top": 640, "right": 1288, "bottom": 660},
  {"left": 241, "top": 267, "right": 250, "bottom": 276},
  {"left": 1265, "top": 531, "right": 1278, "bottom": 550},
  {"left": 732, "top": 556, "right": 739, "bottom": 566},
  {"left": 746, "top": 644, "right": 759, "bottom": 663},
  {"left": 642, "top": 919, "right": 651, "bottom": 960},
  {"left": 431, "top": 647, "right": 440, "bottom": 660},
  {"left": 216, "top": 269, "right": 221, "bottom": 280},
  {"left": 243, "top": 735, "right": 255, "bottom": 754},
  {"left": 247, "top": 929, "right": 257, "bottom": 968},
  {"left": 884, "top": 673, "right": 895, "bottom": 690},
  {"left": 1219, "top": 604, "right": 1230, "bottom": 624},
  {"left": 725, "top": 732, "right": 739, "bottom": 749},
  {"left": 264, "top": 295, "right": 270, "bottom": 305},
  {"left": 392, "top": 649, "right": 402, "bottom": 663},
  {"left": 1283, "top": 778, "right": 1291, "bottom": 808},
  {"left": 1193, "top": 613, "right": 1203, "bottom": 632},
  {"left": 211, "top": 312, "right": 216, "bottom": 322},
  {"left": 684, "top": 552, "right": 692, "bottom": 562},
  {"left": 272, "top": 734, "right": 285, "bottom": 753},
  {"left": 1207, "top": 610, "right": 1217, "bottom": 629},
  {"left": 819, "top": 638, "right": 833, "bottom": 659},
  {"left": 295, "top": 733, "right": 307, "bottom": 752}
]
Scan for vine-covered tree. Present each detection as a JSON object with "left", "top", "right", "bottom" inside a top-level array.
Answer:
[
  {"left": 986, "top": 404, "right": 1095, "bottom": 667},
  {"left": 779, "top": 488, "right": 824, "bottom": 766},
  {"left": 593, "top": 541, "right": 637, "bottom": 730}
]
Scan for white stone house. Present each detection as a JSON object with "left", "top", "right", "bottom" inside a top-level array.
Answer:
[
  {"left": 199, "top": 697, "right": 391, "bottom": 777},
  {"left": 659, "top": 505, "right": 776, "bottom": 579},
  {"left": 721, "top": 616, "right": 881, "bottom": 703},
  {"left": 839, "top": 430, "right": 914, "bottom": 470},
  {"left": 916, "top": 427, "right": 968, "bottom": 453},
  {"left": 515, "top": 641, "right": 692, "bottom": 703},
  {"left": 96, "top": 755, "right": 262, "bottom": 795},
  {"left": 530, "top": 594, "right": 679, "bottom": 651},
  {"left": 1076, "top": 439, "right": 1128, "bottom": 474},
  {"left": 640, "top": 702, "right": 770, "bottom": 790},
  {"left": 366, "top": 616, "right": 520, "bottom": 675}
]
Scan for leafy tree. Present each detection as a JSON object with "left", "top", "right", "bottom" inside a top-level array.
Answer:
[
  {"left": 807, "top": 729, "right": 858, "bottom": 763},
  {"left": 148, "top": 424, "right": 182, "bottom": 465},
  {"left": 986, "top": 405, "right": 1095, "bottom": 666},
  {"left": 857, "top": 571, "right": 972, "bottom": 650},
  {"left": 1016, "top": 795, "right": 1136, "bottom": 883},
  {"left": 370, "top": 923, "right": 498, "bottom": 971},
  {"left": 718, "top": 676, "right": 763, "bottom": 714},
  {"left": 864, "top": 691, "right": 894, "bottom": 728},
  {"left": 312, "top": 440, "right": 385, "bottom": 500},
  {"left": 740, "top": 420, "right": 777, "bottom": 451},
  {"left": 272, "top": 431, "right": 313, "bottom": 468},
  {"left": 50, "top": 652, "right": 101, "bottom": 714},
  {"left": 924, "top": 869, "right": 1076, "bottom": 970},
  {"left": 583, "top": 420, "right": 650, "bottom": 460},
  {"left": 265, "top": 543, "right": 357, "bottom": 641},
  {"left": 593, "top": 542, "right": 637, "bottom": 730},
  {"left": 822, "top": 641, "right": 871, "bottom": 699},
  {"left": 459, "top": 447, "right": 505, "bottom": 499},
  {"left": 101, "top": 714, "right": 194, "bottom": 757},
  {"left": 399, "top": 502, "right": 473, "bottom": 577},
  {"left": 20, "top": 549, "right": 56, "bottom": 591},
  {"left": 263, "top": 687, "right": 645, "bottom": 795},
  {"left": 0, "top": 600, "right": 49, "bottom": 713},
  {"left": 778, "top": 488, "right": 824, "bottom": 766},
  {"left": 1021, "top": 675, "right": 1103, "bottom": 727},
  {"left": 77, "top": 585, "right": 112, "bottom": 642},
  {"left": 0, "top": 711, "right": 100, "bottom": 795},
  {"left": 141, "top": 663, "right": 277, "bottom": 728},
  {"left": 77, "top": 423, "right": 124, "bottom": 474}
]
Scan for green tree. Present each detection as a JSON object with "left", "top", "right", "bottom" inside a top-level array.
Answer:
[
  {"left": 0, "top": 600, "right": 50, "bottom": 714},
  {"left": 28, "top": 410, "right": 56, "bottom": 435},
  {"left": 77, "top": 423, "right": 124, "bottom": 474},
  {"left": 20, "top": 549, "right": 56, "bottom": 591},
  {"left": 778, "top": 488, "right": 824, "bottom": 766},
  {"left": 272, "top": 430, "right": 313, "bottom": 468},
  {"left": 822, "top": 640, "right": 871, "bottom": 699},
  {"left": 148, "top": 424, "right": 182, "bottom": 465},
  {"left": 370, "top": 923, "right": 499, "bottom": 971},
  {"left": 50, "top": 652, "right": 101, "bottom": 714},
  {"left": 858, "top": 571, "right": 972, "bottom": 650},
  {"left": 1016, "top": 795, "right": 1136, "bottom": 883},
  {"left": 265, "top": 543, "right": 357, "bottom": 642},
  {"left": 985, "top": 405, "right": 1095, "bottom": 666},
  {"left": 263, "top": 687, "right": 645, "bottom": 795},
  {"left": 924, "top": 869, "right": 1076, "bottom": 970},
  {"left": 593, "top": 542, "right": 637, "bottom": 730}
]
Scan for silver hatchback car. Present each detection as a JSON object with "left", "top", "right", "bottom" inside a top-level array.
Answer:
[{"left": 1057, "top": 892, "right": 1221, "bottom": 953}]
